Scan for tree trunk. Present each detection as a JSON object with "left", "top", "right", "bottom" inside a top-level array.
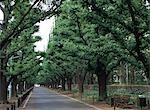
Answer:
[
  {"left": 18, "top": 81, "right": 24, "bottom": 94},
  {"left": 78, "top": 72, "right": 86, "bottom": 94},
  {"left": 144, "top": 64, "right": 150, "bottom": 80},
  {"left": 96, "top": 58, "right": 107, "bottom": 101},
  {"left": 131, "top": 34, "right": 150, "bottom": 80},
  {"left": 23, "top": 81, "right": 26, "bottom": 92},
  {"left": 62, "top": 78, "right": 66, "bottom": 91},
  {"left": 54, "top": 83, "right": 57, "bottom": 88},
  {"left": 0, "top": 57, "right": 7, "bottom": 103},
  {"left": 51, "top": 83, "right": 54, "bottom": 88},
  {"left": 0, "top": 72, "right": 3, "bottom": 102},
  {"left": 90, "top": 73, "right": 94, "bottom": 84},
  {"left": 119, "top": 63, "right": 126, "bottom": 84},
  {"left": 11, "top": 76, "right": 17, "bottom": 97},
  {"left": 0, "top": 74, "right": 7, "bottom": 103},
  {"left": 130, "top": 67, "right": 135, "bottom": 84},
  {"left": 2, "top": 76, "right": 7, "bottom": 102},
  {"left": 97, "top": 71, "right": 107, "bottom": 101},
  {"left": 74, "top": 76, "right": 77, "bottom": 84},
  {"left": 25, "top": 82, "right": 29, "bottom": 90},
  {"left": 78, "top": 81, "right": 84, "bottom": 93},
  {"left": 51, "top": 80, "right": 55, "bottom": 89},
  {"left": 67, "top": 77, "right": 72, "bottom": 91}
]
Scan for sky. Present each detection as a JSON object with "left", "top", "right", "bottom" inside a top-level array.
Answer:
[
  {"left": 0, "top": 0, "right": 55, "bottom": 92},
  {"left": 0, "top": 9, "right": 55, "bottom": 52},
  {"left": 0, "top": 9, "right": 3, "bottom": 24},
  {"left": 34, "top": 17, "right": 55, "bottom": 52}
]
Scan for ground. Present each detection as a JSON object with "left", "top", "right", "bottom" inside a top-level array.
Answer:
[
  {"left": 22, "top": 87, "right": 96, "bottom": 110},
  {"left": 18, "top": 87, "right": 139, "bottom": 110}
]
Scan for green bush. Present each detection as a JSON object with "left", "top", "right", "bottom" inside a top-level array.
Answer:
[
  {"left": 143, "top": 92, "right": 150, "bottom": 100},
  {"left": 107, "top": 88, "right": 150, "bottom": 106},
  {"left": 107, "top": 88, "right": 146, "bottom": 96},
  {"left": 72, "top": 88, "right": 78, "bottom": 93},
  {"left": 83, "top": 90, "right": 99, "bottom": 100}
]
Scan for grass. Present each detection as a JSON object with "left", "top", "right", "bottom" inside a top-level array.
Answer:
[{"left": 52, "top": 85, "right": 150, "bottom": 109}]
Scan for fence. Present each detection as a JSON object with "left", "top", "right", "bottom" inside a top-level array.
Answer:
[{"left": 0, "top": 87, "right": 33, "bottom": 110}]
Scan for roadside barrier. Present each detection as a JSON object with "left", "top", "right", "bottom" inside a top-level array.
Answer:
[{"left": 0, "top": 87, "right": 33, "bottom": 110}]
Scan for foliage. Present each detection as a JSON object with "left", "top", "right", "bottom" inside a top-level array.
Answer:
[{"left": 40, "top": 0, "right": 150, "bottom": 102}]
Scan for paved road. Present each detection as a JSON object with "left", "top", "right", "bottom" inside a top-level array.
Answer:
[{"left": 25, "top": 87, "right": 96, "bottom": 110}]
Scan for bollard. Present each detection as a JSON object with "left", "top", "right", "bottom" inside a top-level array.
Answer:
[
  {"left": 7, "top": 107, "right": 10, "bottom": 110},
  {"left": 11, "top": 104, "right": 13, "bottom": 110},
  {"left": 13, "top": 102, "right": 16, "bottom": 110},
  {"left": 111, "top": 97, "right": 114, "bottom": 107},
  {"left": 113, "top": 99, "right": 116, "bottom": 110},
  {"left": 138, "top": 95, "right": 146, "bottom": 110},
  {"left": 14, "top": 104, "right": 16, "bottom": 110},
  {"left": 18, "top": 98, "right": 20, "bottom": 107},
  {"left": 148, "top": 100, "right": 150, "bottom": 110}
]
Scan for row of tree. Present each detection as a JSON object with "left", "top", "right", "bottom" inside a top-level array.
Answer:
[
  {"left": 41, "top": 0, "right": 150, "bottom": 101},
  {"left": 0, "top": 0, "right": 64, "bottom": 103}
]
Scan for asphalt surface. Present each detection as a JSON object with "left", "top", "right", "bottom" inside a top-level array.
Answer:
[{"left": 25, "top": 87, "right": 96, "bottom": 110}]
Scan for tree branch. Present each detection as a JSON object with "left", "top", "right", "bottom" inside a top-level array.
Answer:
[
  {"left": 74, "top": 13, "right": 88, "bottom": 45},
  {"left": 0, "top": 0, "right": 42, "bottom": 50},
  {"left": 1, "top": 0, "right": 63, "bottom": 51}
]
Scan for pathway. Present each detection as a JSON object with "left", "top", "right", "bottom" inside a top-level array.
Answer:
[{"left": 24, "top": 87, "right": 96, "bottom": 110}]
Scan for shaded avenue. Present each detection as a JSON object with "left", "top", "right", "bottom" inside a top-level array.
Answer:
[{"left": 25, "top": 87, "right": 96, "bottom": 110}]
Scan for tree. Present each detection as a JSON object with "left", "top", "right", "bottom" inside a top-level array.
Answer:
[
  {"left": 42, "top": 0, "right": 149, "bottom": 102},
  {"left": 81, "top": 0, "right": 150, "bottom": 80},
  {"left": 0, "top": 0, "right": 64, "bottom": 103}
]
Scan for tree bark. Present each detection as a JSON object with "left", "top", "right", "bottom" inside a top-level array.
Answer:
[
  {"left": 74, "top": 76, "right": 77, "bottom": 84},
  {"left": 126, "top": 0, "right": 150, "bottom": 80},
  {"left": 52, "top": 83, "right": 54, "bottom": 88},
  {"left": 0, "top": 72, "right": 3, "bottom": 102},
  {"left": 11, "top": 76, "right": 17, "bottom": 97},
  {"left": 62, "top": 78, "right": 66, "bottom": 91},
  {"left": 18, "top": 81, "right": 24, "bottom": 94},
  {"left": 95, "top": 58, "right": 107, "bottom": 101},
  {"left": 78, "top": 72, "right": 86, "bottom": 94},
  {"left": 0, "top": 56, "right": 8, "bottom": 103},
  {"left": 78, "top": 80, "right": 84, "bottom": 93},
  {"left": 54, "top": 83, "right": 57, "bottom": 89},
  {"left": 97, "top": 71, "right": 107, "bottom": 101},
  {"left": 0, "top": 74, "right": 7, "bottom": 103},
  {"left": 67, "top": 77, "right": 72, "bottom": 91},
  {"left": 90, "top": 73, "right": 94, "bottom": 84},
  {"left": 119, "top": 63, "right": 126, "bottom": 84},
  {"left": 23, "top": 81, "right": 26, "bottom": 92}
]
